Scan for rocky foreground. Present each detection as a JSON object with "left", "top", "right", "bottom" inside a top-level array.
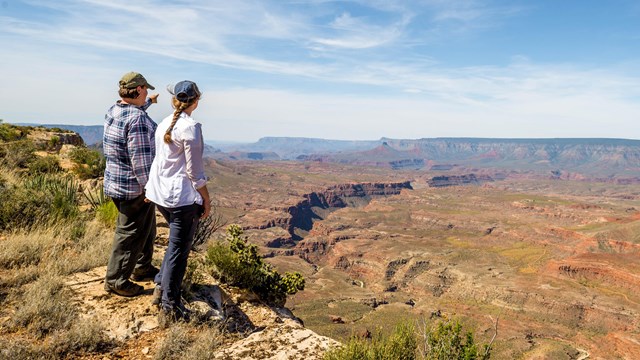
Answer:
[{"left": 61, "top": 217, "right": 338, "bottom": 360}]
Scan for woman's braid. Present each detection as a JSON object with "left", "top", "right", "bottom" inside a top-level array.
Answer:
[{"left": 164, "top": 101, "right": 191, "bottom": 144}]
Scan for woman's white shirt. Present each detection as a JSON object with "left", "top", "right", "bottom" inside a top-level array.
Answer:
[{"left": 145, "top": 112, "right": 207, "bottom": 208}]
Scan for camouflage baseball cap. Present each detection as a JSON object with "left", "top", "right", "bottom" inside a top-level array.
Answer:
[{"left": 119, "top": 72, "right": 155, "bottom": 90}]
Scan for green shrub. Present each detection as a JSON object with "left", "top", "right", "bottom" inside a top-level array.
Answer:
[
  {"left": 84, "top": 186, "right": 108, "bottom": 210},
  {"left": 0, "top": 182, "right": 49, "bottom": 230},
  {"left": 28, "top": 155, "right": 62, "bottom": 174},
  {"left": 69, "top": 146, "right": 105, "bottom": 179},
  {"left": 324, "top": 319, "right": 491, "bottom": 360},
  {"left": 1, "top": 139, "right": 36, "bottom": 168},
  {"left": 205, "top": 224, "right": 305, "bottom": 306},
  {"left": 420, "top": 319, "right": 489, "bottom": 360},
  {"left": 96, "top": 199, "right": 118, "bottom": 228},
  {"left": 324, "top": 322, "right": 417, "bottom": 360},
  {"left": 0, "top": 121, "right": 23, "bottom": 141},
  {"left": 24, "top": 174, "right": 80, "bottom": 221},
  {"left": 0, "top": 174, "right": 80, "bottom": 230},
  {"left": 48, "top": 135, "right": 60, "bottom": 149}
]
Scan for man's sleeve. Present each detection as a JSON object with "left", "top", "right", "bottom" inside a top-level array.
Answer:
[
  {"left": 127, "top": 116, "right": 154, "bottom": 187},
  {"left": 183, "top": 123, "right": 208, "bottom": 189},
  {"left": 140, "top": 98, "right": 152, "bottom": 111}
]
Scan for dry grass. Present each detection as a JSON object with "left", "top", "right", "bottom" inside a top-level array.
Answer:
[
  {"left": 10, "top": 273, "right": 77, "bottom": 338},
  {"left": 0, "top": 215, "right": 114, "bottom": 356},
  {"left": 0, "top": 220, "right": 111, "bottom": 283},
  {"left": 50, "top": 316, "right": 116, "bottom": 357},
  {"left": 154, "top": 323, "right": 224, "bottom": 360},
  {"left": 0, "top": 314, "right": 114, "bottom": 359}
]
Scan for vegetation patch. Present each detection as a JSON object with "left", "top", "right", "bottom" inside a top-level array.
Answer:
[
  {"left": 28, "top": 154, "right": 62, "bottom": 175},
  {"left": 10, "top": 274, "right": 77, "bottom": 338},
  {"left": 323, "top": 319, "right": 491, "bottom": 360},
  {"left": 154, "top": 323, "right": 224, "bottom": 360},
  {"left": 69, "top": 146, "right": 105, "bottom": 179},
  {"left": 205, "top": 224, "right": 305, "bottom": 307}
]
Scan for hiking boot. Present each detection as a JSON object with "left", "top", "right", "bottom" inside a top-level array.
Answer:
[
  {"left": 151, "top": 285, "right": 162, "bottom": 306},
  {"left": 104, "top": 280, "right": 144, "bottom": 297},
  {"left": 175, "top": 304, "right": 192, "bottom": 323},
  {"left": 131, "top": 266, "right": 159, "bottom": 282}
]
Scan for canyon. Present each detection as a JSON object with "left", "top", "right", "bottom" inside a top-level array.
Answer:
[{"left": 205, "top": 158, "right": 640, "bottom": 359}]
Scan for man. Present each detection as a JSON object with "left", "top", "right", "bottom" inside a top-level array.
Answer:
[{"left": 103, "top": 71, "right": 160, "bottom": 297}]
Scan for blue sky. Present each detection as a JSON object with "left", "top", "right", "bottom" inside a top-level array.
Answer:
[{"left": 1, "top": 0, "right": 639, "bottom": 141}]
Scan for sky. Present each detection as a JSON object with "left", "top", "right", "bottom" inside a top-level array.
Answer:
[{"left": 1, "top": 0, "right": 639, "bottom": 142}]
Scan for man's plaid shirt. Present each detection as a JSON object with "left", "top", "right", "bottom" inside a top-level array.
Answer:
[{"left": 103, "top": 99, "right": 157, "bottom": 200}]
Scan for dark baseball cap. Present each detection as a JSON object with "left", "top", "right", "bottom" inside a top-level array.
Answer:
[
  {"left": 119, "top": 72, "right": 155, "bottom": 90},
  {"left": 167, "top": 80, "right": 201, "bottom": 102}
]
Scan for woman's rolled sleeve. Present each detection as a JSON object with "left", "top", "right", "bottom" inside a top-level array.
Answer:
[{"left": 183, "top": 123, "right": 208, "bottom": 189}]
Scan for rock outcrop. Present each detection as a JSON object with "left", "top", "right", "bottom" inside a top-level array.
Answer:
[
  {"left": 427, "top": 174, "right": 494, "bottom": 187},
  {"left": 246, "top": 182, "right": 413, "bottom": 239}
]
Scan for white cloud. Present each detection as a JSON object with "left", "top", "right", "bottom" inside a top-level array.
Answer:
[{"left": 310, "top": 11, "right": 404, "bottom": 49}]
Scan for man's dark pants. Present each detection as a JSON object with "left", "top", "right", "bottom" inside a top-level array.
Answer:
[
  {"left": 154, "top": 204, "right": 200, "bottom": 312},
  {"left": 105, "top": 194, "right": 156, "bottom": 289}
]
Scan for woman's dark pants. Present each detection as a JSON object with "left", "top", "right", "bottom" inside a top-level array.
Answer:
[{"left": 155, "top": 204, "right": 200, "bottom": 313}]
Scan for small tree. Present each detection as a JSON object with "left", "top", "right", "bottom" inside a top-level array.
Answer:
[
  {"left": 418, "top": 319, "right": 491, "bottom": 360},
  {"left": 205, "top": 224, "right": 304, "bottom": 306}
]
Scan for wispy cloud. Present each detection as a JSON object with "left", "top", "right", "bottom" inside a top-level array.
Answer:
[{"left": 310, "top": 11, "right": 407, "bottom": 50}]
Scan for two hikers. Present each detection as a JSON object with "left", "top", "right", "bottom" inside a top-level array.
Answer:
[{"left": 103, "top": 73, "right": 209, "bottom": 323}]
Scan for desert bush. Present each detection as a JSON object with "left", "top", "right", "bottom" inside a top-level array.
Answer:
[
  {"left": 0, "top": 315, "right": 114, "bottom": 359},
  {"left": 205, "top": 224, "right": 304, "bottom": 306},
  {"left": 324, "top": 322, "right": 417, "bottom": 360},
  {"left": 69, "top": 146, "right": 105, "bottom": 179},
  {"left": 48, "top": 135, "right": 60, "bottom": 149},
  {"left": 84, "top": 186, "right": 118, "bottom": 227},
  {"left": 11, "top": 273, "right": 77, "bottom": 338},
  {"left": 1, "top": 139, "right": 36, "bottom": 168},
  {"left": 96, "top": 198, "right": 118, "bottom": 228},
  {"left": 58, "top": 220, "right": 112, "bottom": 274},
  {"left": 324, "top": 319, "right": 491, "bottom": 360},
  {"left": 182, "top": 326, "right": 224, "bottom": 360},
  {"left": 0, "top": 120, "right": 25, "bottom": 142},
  {"left": 0, "top": 180, "right": 50, "bottom": 230},
  {"left": 418, "top": 319, "right": 490, "bottom": 360},
  {"left": 0, "top": 234, "right": 44, "bottom": 269},
  {"left": 28, "top": 154, "right": 62, "bottom": 174}
]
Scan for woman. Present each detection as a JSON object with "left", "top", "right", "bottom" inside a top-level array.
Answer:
[{"left": 145, "top": 80, "right": 211, "bottom": 323}]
